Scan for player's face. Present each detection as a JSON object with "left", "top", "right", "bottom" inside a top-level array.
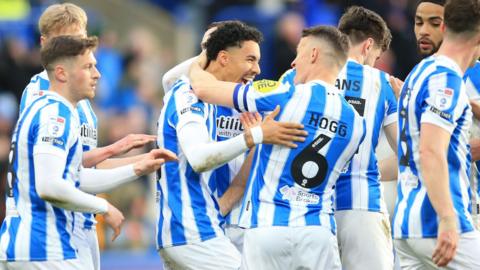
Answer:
[
  {"left": 67, "top": 50, "right": 101, "bottom": 101},
  {"left": 365, "top": 45, "right": 383, "bottom": 67},
  {"left": 291, "top": 37, "right": 309, "bottom": 84},
  {"left": 41, "top": 25, "right": 87, "bottom": 47},
  {"left": 223, "top": 40, "right": 261, "bottom": 83},
  {"left": 414, "top": 3, "right": 444, "bottom": 57}
]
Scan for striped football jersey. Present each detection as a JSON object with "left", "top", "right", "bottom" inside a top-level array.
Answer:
[
  {"left": 335, "top": 59, "right": 398, "bottom": 213},
  {"left": 393, "top": 55, "right": 474, "bottom": 239}
]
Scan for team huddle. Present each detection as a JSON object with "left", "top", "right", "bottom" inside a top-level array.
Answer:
[{"left": 1, "top": 0, "right": 480, "bottom": 269}]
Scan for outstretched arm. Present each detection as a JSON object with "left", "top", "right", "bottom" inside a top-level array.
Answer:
[
  {"left": 179, "top": 106, "right": 307, "bottom": 173},
  {"left": 79, "top": 149, "right": 177, "bottom": 193},
  {"left": 82, "top": 134, "right": 156, "bottom": 168}
]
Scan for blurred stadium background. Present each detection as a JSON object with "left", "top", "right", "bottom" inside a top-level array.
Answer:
[{"left": 0, "top": 0, "right": 419, "bottom": 269}]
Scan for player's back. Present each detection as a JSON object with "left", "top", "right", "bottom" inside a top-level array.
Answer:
[
  {"left": 394, "top": 55, "right": 473, "bottom": 238},
  {"left": 335, "top": 59, "right": 397, "bottom": 212},
  {"left": 156, "top": 77, "right": 224, "bottom": 249},
  {"left": 239, "top": 79, "right": 365, "bottom": 231},
  {"left": 0, "top": 92, "right": 82, "bottom": 261}
]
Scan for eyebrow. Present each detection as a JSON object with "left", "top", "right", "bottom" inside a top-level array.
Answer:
[{"left": 415, "top": 15, "right": 443, "bottom": 21}]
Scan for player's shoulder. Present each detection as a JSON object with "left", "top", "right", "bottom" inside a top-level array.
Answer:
[{"left": 465, "top": 61, "right": 480, "bottom": 80}]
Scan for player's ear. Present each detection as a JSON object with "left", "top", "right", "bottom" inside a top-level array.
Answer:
[
  {"left": 54, "top": 64, "right": 68, "bottom": 83},
  {"left": 217, "top": 50, "right": 229, "bottom": 67},
  {"left": 364, "top": 38, "right": 374, "bottom": 54},
  {"left": 311, "top": 47, "right": 319, "bottom": 64}
]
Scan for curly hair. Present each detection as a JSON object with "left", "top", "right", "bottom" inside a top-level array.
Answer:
[{"left": 205, "top": 21, "right": 263, "bottom": 63}]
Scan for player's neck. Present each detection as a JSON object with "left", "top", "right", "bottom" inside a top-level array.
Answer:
[
  {"left": 436, "top": 38, "right": 474, "bottom": 73},
  {"left": 305, "top": 66, "right": 338, "bottom": 86},
  {"left": 348, "top": 46, "right": 366, "bottom": 65},
  {"left": 49, "top": 81, "right": 78, "bottom": 107}
]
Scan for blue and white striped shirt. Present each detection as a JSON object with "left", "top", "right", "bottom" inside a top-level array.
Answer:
[
  {"left": 19, "top": 71, "right": 98, "bottom": 231},
  {"left": 156, "top": 77, "right": 224, "bottom": 249},
  {"left": 0, "top": 92, "right": 83, "bottom": 261},
  {"left": 393, "top": 55, "right": 474, "bottom": 239},
  {"left": 233, "top": 78, "right": 366, "bottom": 233},
  {"left": 335, "top": 59, "right": 398, "bottom": 213},
  {"left": 464, "top": 61, "right": 480, "bottom": 203},
  {"left": 213, "top": 106, "right": 246, "bottom": 226}
]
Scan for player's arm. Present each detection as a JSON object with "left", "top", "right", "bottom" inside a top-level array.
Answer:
[
  {"left": 162, "top": 56, "right": 197, "bottom": 92},
  {"left": 179, "top": 106, "right": 306, "bottom": 173},
  {"left": 379, "top": 123, "right": 399, "bottom": 181},
  {"left": 470, "top": 99, "right": 480, "bottom": 121},
  {"left": 218, "top": 147, "right": 254, "bottom": 216},
  {"left": 78, "top": 149, "right": 177, "bottom": 193},
  {"left": 419, "top": 73, "right": 463, "bottom": 267},
  {"left": 470, "top": 138, "right": 480, "bottom": 161},
  {"left": 419, "top": 123, "right": 458, "bottom": 267},
  {"left": 189, "top": 56, "right": 237, "bottom": 108},
  {"left": 82, "top": 133, "right": 156, "bottom": 168}
]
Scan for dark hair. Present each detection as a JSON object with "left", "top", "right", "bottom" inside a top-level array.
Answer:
[
  {"left": 205, "top": 21, "right": 263, "bottom": 62},
  {"left": 444, "top": 0, "right": 480, "bottom": 36},
  {"left": 416, "top": 0, "right": 446, "bottom": 8},
  {"left": 41, "top": 35, "right": 98, "bottom": 71},
  {"left": 206, "top": 20, "right": 238, "bottom": 30},
  {"left": 302, "top": 25, "right": 350, "bottom": 68},
  {"left": 338, "top": 6, "right": 392, "bottom": 51}
]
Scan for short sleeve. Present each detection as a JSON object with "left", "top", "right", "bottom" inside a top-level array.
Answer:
[
  {"left": 33, "top": 103, "right": 76, "bottom": 158},
  {"left": 382, "top": 73, "right": 398, "bottom": 127},
  {"left": 232, "top": 79, "right": 292, "bottom": 113},
  {"left": 420, "top": 72, "right": 465, "bottom": 134},
  {"left": 173, "top": 83, "right": 208, "bottom": 131}
]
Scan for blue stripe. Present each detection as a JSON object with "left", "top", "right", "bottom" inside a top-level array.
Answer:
[
  {"left": 233, "top": 83, "right": 242, "bottom": 112},
  {"left": 29, "top": 111, "right": 47, "bottom": 260},
  {"left": 185, "top": 164, "right": 217, "bottom": 240},
  {"left": 6, "top": 217, "right": 21, "bottom": 260},
  {"left": 249, "top": 145, "right": 264, "bottom": 227},
  {"left": 52, "top": 207, "right": 76, "bottom": 259},
  {"left": 242, "top": 85, "right": 249, "bottom": 112}
]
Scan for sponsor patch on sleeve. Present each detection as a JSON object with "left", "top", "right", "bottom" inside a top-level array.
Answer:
[
  {"left": 253, "top": 80, "right": 280, "bottom": 93},
  {"left": 47, "top": 116, "right": 65, "bottom": 137},
  {"left": 434, "top": 88, "right": 454, "bottom": 110}
]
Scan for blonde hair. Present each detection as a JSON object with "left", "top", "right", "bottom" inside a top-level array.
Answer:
[{"left": 38, "top": 3, "right": 87, "bottom": 37}]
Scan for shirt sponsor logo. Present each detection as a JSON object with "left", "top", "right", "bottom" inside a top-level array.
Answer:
[
  {"left": 180, "top": 106, "right": 202, "bottom": 115},
  {"left": 279, "top": 185, "right": 320, "bottom": 205},
  {"left": 80, "top": 123, "right": 97, "bottom": 148},
  {"left": 216, "top": 115, "right": 244, "bottom": 138}
]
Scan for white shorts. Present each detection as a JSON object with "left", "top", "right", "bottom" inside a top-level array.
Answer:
[
  {"left": 241, "top": 226, "right": 341, "bottom": 270},
  {"left": 158, "top": 236, "right": 241, "bottom": 270},
  {"left": 335, "top": 210, "right": 394, "bottom": 270},
  {"left": 71, "top": 227, "right": 99, "bottom": 270},
  {"left": 225, "top": 224, "right": 245, "bottom": 253},
  {"left": 394, "top": 230, "right": 480, "bottom": 269},
  {"left": 0, "top": 259, "right": 84, "bottom": 270}
]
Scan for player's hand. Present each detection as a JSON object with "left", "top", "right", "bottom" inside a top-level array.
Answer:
[
  {"left": 470, "top": 99, "right": 480, "bottom": 121},
  {"left": 197, "top": 50, "right": 208, "bottom": 69},
  {"left": 104, "top": 202, "right": 125, "bottom": 242},
  {"left": 133, "top": 148, "right": 177, "bottom": 176},
  {"left": 240, "top": 112, "right": 262, "bottom": 129},
  {"left": 261, "top": 106, "right": 307, "bottom": 148},
  {"left": 109, "top": 134, "right": 157, "bottom": 156},
  {"left": 432, "top": 216, "right": 458, "bottom": 267},
  {"left": 389, "top": 76, "right": 404, "bottom": 99}
]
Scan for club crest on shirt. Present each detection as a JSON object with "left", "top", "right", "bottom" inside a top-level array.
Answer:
[
  {"left": 47, "top": 116, "right": 65, "bottom": 137},
  {"left": 435, "top": 88, "right": 453, "bottom": 110}
]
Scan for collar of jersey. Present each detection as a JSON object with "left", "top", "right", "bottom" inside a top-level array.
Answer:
[
  {"left": 43, "top": 90, "right": 76, "bottom": 112},
  {"left": 434, "top": 55, "right": 463, "bottom": 76}
]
